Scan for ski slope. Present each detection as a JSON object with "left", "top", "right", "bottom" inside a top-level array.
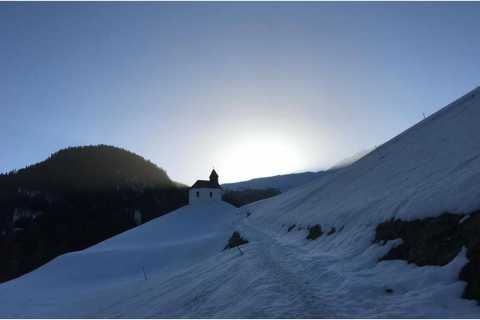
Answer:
[{"left": 1, "top": 87, "right": 480, "bottom": 317}]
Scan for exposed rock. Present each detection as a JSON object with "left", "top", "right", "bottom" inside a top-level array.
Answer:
[
  {"left": 374, "top": 213, "right": 464, "bottom": 266},
  {"left": 306, "top": 224, "right": 323, "bottom": 240},
  {"left": 459, "top": 214, "right": 480, "bottom": 302},
  {"left": 374, "top": 211, "right": 480, "bottom": 303},
  {"left": 459, "top": 242, "right": 480, "bottom": 301},
  {"left": 224, "top": 231, "right": 248, "bottom": 250},
  {"left": 460, "top": 213, "right": 480, "bottom": 250}
]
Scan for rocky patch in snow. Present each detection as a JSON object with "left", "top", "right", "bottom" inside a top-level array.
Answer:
[
  {"left": 374, "top": 211, "right": 480, "bottom": 303},
  {"left": 306, "top": 224, "right": 323, "bottom": 240},
  {"left": 224, "top": 231, "right": 249, "bottom": 250}
]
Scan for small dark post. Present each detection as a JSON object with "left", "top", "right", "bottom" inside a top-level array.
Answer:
[{"left": 142, "top": 266, "right": 148, "bottom": 281}]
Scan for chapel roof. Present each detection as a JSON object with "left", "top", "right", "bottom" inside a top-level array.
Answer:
[{"left": 190, "top": 179, "right": 222, "bottom": 189}]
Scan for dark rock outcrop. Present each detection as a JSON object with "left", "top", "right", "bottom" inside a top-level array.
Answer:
[
  {"left": 374, "top": 211, "right": 480, "bottom": 303},
  {"left": 306, "top": 224, "right": 323, "bottom": 240},
  {"left": 374, "top": 213, "right": 465, "bottom": 266},
  {"left": 459, "top": 242, "right": 480, "bottom": 301},
  {"left": 224, "top": 231, "right": 249, "bottom": 250}
]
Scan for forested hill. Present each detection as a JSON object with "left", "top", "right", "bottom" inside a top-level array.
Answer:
[
  {"left": 0, "top": 145, "right": 177, "bottom": 194},
  {"left": 0, "top": 145, "right": 187, "bottom": 283}
]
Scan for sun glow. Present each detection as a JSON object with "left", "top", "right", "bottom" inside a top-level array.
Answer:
[{"left": 216, "top": 133, "right": 307, "bottom": 183}]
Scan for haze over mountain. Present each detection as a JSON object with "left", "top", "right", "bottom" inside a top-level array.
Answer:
[
  {"left": 222, "top": 171, "right": 322, "bottom": 192},
  {"left": 222, "top": 148, "right": 372, "bottom": 192}
]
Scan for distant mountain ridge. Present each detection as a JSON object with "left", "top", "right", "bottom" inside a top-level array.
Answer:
[
  {"left": 0, "top": 145, "right": 177, "bottom": 194},
  {"left": 222, "top": 171, "right": 324, "bottom": 192},
  {"left": 327, "top": 148, "right": 374, "bottom": 170},
  {"left": 222, "top": 149, "right": 372, "bottom": 193}
]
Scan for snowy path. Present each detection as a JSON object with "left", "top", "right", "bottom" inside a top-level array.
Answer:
[
  {"left": 209, "top": 214, "right": 476, "bottom": 318},
  {"left": 239, "top": 217, "right": 338, "bottom": 317},
  {"left": 124, "top": 213, "right": 389, "bottom": 318},
  {"left": 139, "top": 213, "right": 477, "bottom": 318},
  {"left": 140, "top": 214, "right": 345, "bottom": 318},
  {"left": 234, "top": 216, "right": 383, "bottom": 318},
  {"left": 104, "top": 214, "right": 349, "bottom": 318}
]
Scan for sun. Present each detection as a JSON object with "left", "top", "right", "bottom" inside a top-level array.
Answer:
[{"left": 216, "top": 132, "right": 306, "bottom": 183}]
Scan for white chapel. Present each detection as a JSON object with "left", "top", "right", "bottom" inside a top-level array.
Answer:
[{"left": 189, "top": 169, "right": 224, "bottom": 204}]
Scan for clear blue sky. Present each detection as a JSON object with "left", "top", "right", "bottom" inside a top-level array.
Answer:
[{"left": 1, "top": 2, "right": 479, "bottom": 184}]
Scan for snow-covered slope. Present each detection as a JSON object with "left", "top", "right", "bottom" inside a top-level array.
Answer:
[
  {"left": 0, "top": 202, "right": 240, "bottom": 317},
  {"left": 244, "top": 87, "right": 480, "bottom": 317},
  {"left": 1, "top": 87, "right": 480, "bottom": 318},
  {"left": 251, "top": 87, "right": 480, "bottom": 228}
]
